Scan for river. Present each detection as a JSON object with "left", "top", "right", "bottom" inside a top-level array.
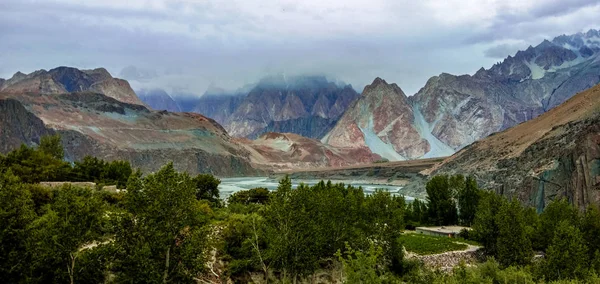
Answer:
[{"left": 218, "top": 177, "right": 415, "bottom": 201}]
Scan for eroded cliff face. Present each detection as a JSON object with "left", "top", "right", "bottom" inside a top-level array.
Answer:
[
  {"left": 224, "top": 75, "right": 360, "bottom": 139},
  {"left": 0, "top": 88, "right": 261, "bottom": 177},
  {"left": 429, "top": 84, "right": 600, "bottom": 209},
  {"left": 323, "top": 78, "right": 433, "bottom": 161},
  {"left": 0, "top": 98, "right": 55, "bottom": 153}
]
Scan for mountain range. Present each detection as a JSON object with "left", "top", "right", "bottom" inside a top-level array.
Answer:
[
  {"left": 0, "top": 68, "right": 376, "bottom": 174},
  {"left": 1, "top": 29, "right": 599, "bottom": 181},
  {"left": 140, "top": 75, "right": 360, "bottom": 140},
  {"left": 323, "top": 29, "right": 600, "bottom": 160},
  {"left": 426, "top": 82, "right": 600, "bottom": 210}
]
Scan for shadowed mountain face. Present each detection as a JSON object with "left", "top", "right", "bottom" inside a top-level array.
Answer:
[
  {"left": 208, "top": 75, "right": 360, "bottom": 139},
  {"left": 0, "top": 66, "right": 145, "bottom": 106},
  {"left": 191, "top": 93, "right": 245, "bottom": 127},
  {"left": 428, "top": 83, "right": 600, "bottom": 210},
  {"left": 137, "top": 88, "right": 181, "bottom": 112},
  {"left": 325, "top": 29, "right": 600, "bottom": 160}
]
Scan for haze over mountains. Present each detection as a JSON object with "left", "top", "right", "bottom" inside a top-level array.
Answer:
[
  {"left": 1, "top": 29, "right": 599, "bottom": 180},
  {"left": 141, "top": 75, "right": 359, "bottom": 140},
  {"left": 136, "top": 29, "right": 600, "bottom": 162}
]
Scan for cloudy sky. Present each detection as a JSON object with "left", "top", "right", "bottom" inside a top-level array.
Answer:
[{"left": 1, "top": 0, "right": 599, "bottom": 96}]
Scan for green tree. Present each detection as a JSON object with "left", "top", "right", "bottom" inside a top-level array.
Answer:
[
  {"left": 336, "top": 244, "right": 386, "bottom": 284},
  {"left": 495, "top": 199, "right": 532, "bottom": 267},
  {"left": 426, "top": 175, "right": 458, "bottom": 225},
  {"left": 263, "top": 177, "right": 319, "bottom": 281},
  {"left": 113, "top": 164, "right": 210, "bottom": 283},
  {"left": 0, "top": 170, "right": 36, "bottom": 282},
  {"left": 4, "top": 144, "right": 71, "bottom": 183},
  {"left": 192, "top": 173, "right": 221, "bottom": 204},
  {"left": 544, "top": 220, "right": 589, "bottom": 281},
  {"left": 471, "top": 190, "right": 504, "bottom": 256},
  {"left": 457, "top": 176, "right": 480, "bottom": 226},
  {"left": 581, "top": 205, "right": 600, "bottom": 261},
  {"left": 363, "top": 190, "right": 405, "bottom": 273},
  {"left": 39, "top": 134, "right": 64, "bottom": 160},
  {"left": 406, "top": 198, "right": 428, "bottom": 227},
  {"left": 27, "top": 185, "right": 105, "bottom": 283},
  {"left": 536, "top": 198, "right": 579, "bottom": 251},
  {"left": 228, "top": 187, "right": 270, "bottom": 205}
]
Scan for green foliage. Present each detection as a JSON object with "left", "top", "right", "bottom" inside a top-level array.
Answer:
[
  {"left": 0, "top": 170, "right": 36, "bottom": 282},
  {"left": 0, "top": 135, "right": 132, "bottom": 187},
  {"left": 544, "top": 221, "right": 589, "bottom": 281},
  {"left": 426, "top": 175, "right": 458, "bottom": 225},
  {"left": 3, "top": 143, "right": 71, "bottom": 183},
  {"left": 72, "top": 156, "right": 132, "bottom": 188},
  {"left": 471, "top": 190, "right": 504, "bottom": 256},
  {"left": 495, "top": 199, "right": 532, "bottom": 267},
  {"left": 457, "top": 176, "right": 480, "bottom": 226},
  {"left": 192, "top": 173, "right": 221, "bottom": 204},
  {"left": 336, "top": 243, "right": 387, "bottom": 284},
  {"left": 398, "top": 233, "right": 468, "bottom": 255},
  {"left": 228, "top": 187, "right": 270, "bottom": 205},
  {"left": 39, "top": 134, "right": 64, "bottom": 160},
  {"left": 113, "top": 163, "right": 210, "bottom": 283},
  {"left": 406, "top": 198, "right": 428, "bottom": 228},
  {"left": 220, "top": 213, "right": 268, "bottom": 279},
  {"left": 581, "top": 205, "right": 600, "bottom": 261},
  {"left": 27, "top": 185, "right": 106, "bottom": 283},
  {"left": 536, "top": 198, "right": 579, "bottom": 251}
]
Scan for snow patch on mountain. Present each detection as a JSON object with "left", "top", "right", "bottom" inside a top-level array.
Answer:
[
  {"left": 412, "top": 106, "right": 455, "bottom": 158},
  {"left": 358, "top": 115, "right": 406, "bottom": 161},
  {"left": 524, "top": 59, "right": 546, "bottom": 80}
]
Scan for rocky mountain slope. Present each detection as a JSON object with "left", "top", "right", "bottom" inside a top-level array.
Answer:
[
  {"left": 237, "top": 132, "right": 381, "bottom": 171},
  {"left": 0, "top": 67, "right": 260, "bottom": 176},
  {"left": 325, "top": 29, "right": 600, "bottom": 160},
  {"left": 322, "top": 78, "right": 438, "bottom": 161},
  {"left": 0, "top": 67, "right": 145, "bottom": 105},
  {"left": 0, "top": 98, "right": 55, "bottom": 153},
  {"left": 137, "top": 88, "right": 181, "bottom": 112},
  {"left": 411, "top": 29, "right": 600, "bottom": 150},
  {"left": 191, "top": 89, "right": 246, "bottom": 126},
  {"left": 223, "top": 75, "right": 360, "bottom": 139},
  {"left": 428, "top": 83, "right": 600, "bottom": 210}
]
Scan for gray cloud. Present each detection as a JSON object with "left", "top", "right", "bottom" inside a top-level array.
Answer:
[
  {"left": 483, "top": 43, "right": 528, "bottom": 58},
  {"left": 1, "top": 0, "right": 599, "bottom": 96}
]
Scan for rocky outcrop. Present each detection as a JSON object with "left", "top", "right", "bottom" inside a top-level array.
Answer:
[
  {"left": 0, "top": 98, "right": 55, "bottom": 153},
  {"left": 258, "top": 116, "right": 337, "bottom": 139},
  {"left": 429, "top": 84, "right": 600, "bottom": 210},
  {"left": 238, "top": 132, "right": 381, "bottom": 171},
  {"left": 224, "top": 75, "right": 359, "bottom": 139},
  {"left": 192, "top": 93, "right": 245, "bottom": 126},
  {"left": 0, "top": 67, "right": 145, "bottom": 105},
  {"left": 137, "top": 88, "right": 181, "bottom": 112},
  {"left": 411, "top": 29, "right": 600, "bottom": 151},
  {"left": 0, "top": 87, "right": 261, "bottom": 176},
  {"left": 323, "top": 78, "right": 434, "bottom": 161}
]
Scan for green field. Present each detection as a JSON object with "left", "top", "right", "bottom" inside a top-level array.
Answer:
[{"left": 399, "top": 233, "right": 469, "bottom": 255}]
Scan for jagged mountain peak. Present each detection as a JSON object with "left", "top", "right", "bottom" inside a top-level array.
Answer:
[
  {"left": 362, "top": 77, "right": 407, "bottom": 99},
  {"left": 0, "top": 66, "right": 144, "bottom": 106}
]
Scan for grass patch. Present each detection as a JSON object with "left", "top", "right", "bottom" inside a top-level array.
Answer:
[{"left": 399, "top": 233, "right": 468, "bottom": 255}]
